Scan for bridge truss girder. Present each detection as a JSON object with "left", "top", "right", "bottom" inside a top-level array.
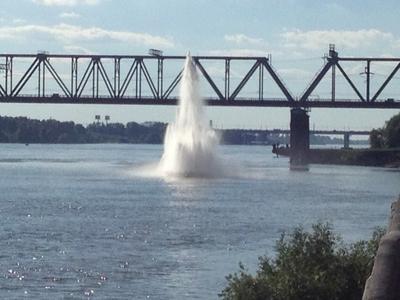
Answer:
[
  {"left": 300, "top": 45, "right": 400, "bottom": 107},
  {"left": 0, "top": 54, "right": 294, "bottom": 105},
  {"left": 0, "top": 49, "right": 399, "bottom": 108}
]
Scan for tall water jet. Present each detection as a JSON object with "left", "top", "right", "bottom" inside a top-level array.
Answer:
[{"left": 158, "top": 54, "right": 222, "bottom": 178}]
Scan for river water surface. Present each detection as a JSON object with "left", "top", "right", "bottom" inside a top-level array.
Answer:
[{"left": 0, "top": 144, "right": 399, "bottom": 299}]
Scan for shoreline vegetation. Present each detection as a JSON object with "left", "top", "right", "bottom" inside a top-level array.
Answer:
[
  {"left": 219, "top": 197, "right": 400, "bottom": 300},
  {"left": 0, "top": 115, "right": 365, "bottom": 146},
  {"left": 220, "top": 223, "right": 385, "bottom": 300}
]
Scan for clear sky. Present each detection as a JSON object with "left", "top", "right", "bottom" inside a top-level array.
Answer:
[{"left": 0, "top": 0, "right": 399, "bottom": 129}]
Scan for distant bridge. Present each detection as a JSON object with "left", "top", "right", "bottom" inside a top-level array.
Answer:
[
  {"left": 0, "top": 45, "right": 399, "bottom": 108},
  {"left": 238, "top": 129, "right": 370, "bottom": 149},
  {"left": 242, "top": 129, "right": 370, "bottom": 136}
]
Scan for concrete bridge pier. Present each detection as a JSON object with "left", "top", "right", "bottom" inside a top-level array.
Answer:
[
  {"left": 343, "top": 132, "right": 350, "bottom": 149},
  {"left": 290, "top": 108, "right": 310, "bottom": 168}
]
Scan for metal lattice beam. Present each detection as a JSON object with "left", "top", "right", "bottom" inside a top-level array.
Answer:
[{"left": 0, "top": 51, "right": 399, "bottom": 108}]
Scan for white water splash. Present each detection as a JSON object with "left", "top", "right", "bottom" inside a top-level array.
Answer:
[{"left": 157, "top": 54, "right": 225, "bottom": 178}]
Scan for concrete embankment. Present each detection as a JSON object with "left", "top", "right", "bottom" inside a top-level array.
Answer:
[{"left": 274, "top": 147, "right": 400, "bottom": 168}]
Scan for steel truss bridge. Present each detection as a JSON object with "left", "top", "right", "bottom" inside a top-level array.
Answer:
[{"left": 0, "top": 45, "right": 399, "bottom": 108}]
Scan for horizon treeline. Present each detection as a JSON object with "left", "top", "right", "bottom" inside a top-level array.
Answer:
[
  {"left": 0, "top": 116, "right": 167, "bottom": 144},
  {"left": 0, "top": 115, "right": 350, "bottom": 145}
]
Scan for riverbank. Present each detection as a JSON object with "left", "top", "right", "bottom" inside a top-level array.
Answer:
[
  {"left": 0, "top": 115, "right": 366, "bottom": 146},
  {"left": 274, "top": 147, "right": 400, "bottom": 168}
]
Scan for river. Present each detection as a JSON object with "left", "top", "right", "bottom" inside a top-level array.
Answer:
[{"left": 0, "top": 144, "right": 398, "bottom": 299}]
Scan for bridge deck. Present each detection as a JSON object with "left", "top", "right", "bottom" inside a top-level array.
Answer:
[{"left": 1, "top": 96, "right": 399, "bottom": 108}]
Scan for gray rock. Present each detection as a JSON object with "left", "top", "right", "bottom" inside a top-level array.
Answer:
[{"left": 363, "top": 196, "right": 400, "bottom": 300}]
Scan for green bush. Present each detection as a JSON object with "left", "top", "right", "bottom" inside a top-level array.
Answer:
[
  {"left": 220, "top": 223, "right": 384, "bottom": 300},
  {"left": 385, "top": 113, "right": 400, "bottom": 148},
  {"left": 369, "top": 112, "right": 400, "bottom": 149}
]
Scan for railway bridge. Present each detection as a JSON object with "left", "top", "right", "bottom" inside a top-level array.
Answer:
[{"left": 0, "top": 45, "right": 399, "bottom": 165}]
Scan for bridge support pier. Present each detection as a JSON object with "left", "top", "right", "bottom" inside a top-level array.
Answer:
[
  {"left": 343, "top": 132, "right": 350, "bottom": 149},
  {"left": 290, "top": 108, "right": 309, "bottom": 169}
]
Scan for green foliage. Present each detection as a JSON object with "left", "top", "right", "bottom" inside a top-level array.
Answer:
[
  {"left": 370, "top": 112, "right": 400, "bottom": 148},
  {"left": 0, "top": 116, "right": 167, "bottom": 144},
  {"left": 385, "top": 113, "right": 400, "bottom": 148},
  {"left": 220, "top": 223, "right": 385, "bottom": 300},
  {"left": 369, "top": 129, "right": 385, "bottom": 149},
  {"left": 222, "top": 263, "right": 272, "bottom": 300}
]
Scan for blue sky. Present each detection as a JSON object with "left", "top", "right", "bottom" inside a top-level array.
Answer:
[{"left": 0, "top": 0, "right": 399, "bottom": 129}]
